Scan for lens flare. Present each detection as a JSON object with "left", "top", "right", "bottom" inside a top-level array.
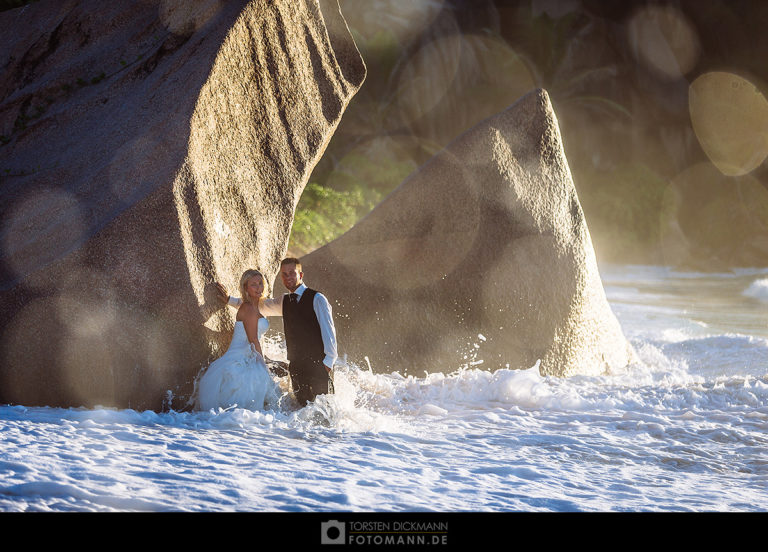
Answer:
[
  {"left": 689, "top": 72, "right": 768, "bottom": 176},
  {"left": 0, "top": 187, "right": 88, "bottom": 282},
  {"left": 107, "top": 134, "right": 161, "bottom": 207},
  {"left": 396, "top": 32, "right": 535, "bottom": 142},
  {"left": 660, "top": 162, "right": 768, "bottom": 266},
  {"left": 396, "top": 33, "right": 463, "bottom": 129},
  {"left": 339, "top": 0, "right": 445, "bottom": 47},
  {"left": 325, "top": 150, "right": 480, "bottom": 291},
  {"left": 627, "top": 5, "right": 701, "bottom": 80},
  {"left": 324, "top": 135, "right": 428, "bottom": 193},
  {"left": 159, "top": 0, "right": 224, "bottom": 36}
]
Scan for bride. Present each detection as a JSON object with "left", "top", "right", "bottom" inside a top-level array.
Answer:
[{"left": 197, "top": 269, "right": 280, "bottom": 411}]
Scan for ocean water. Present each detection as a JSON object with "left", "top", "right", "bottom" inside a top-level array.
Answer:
[{"left": 1, "top": 265, "right": 767, "bottom": 513}]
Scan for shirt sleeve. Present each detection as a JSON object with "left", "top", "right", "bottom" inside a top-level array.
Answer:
[
  {"left": 258, "top": 295, "right": 283, "bottom": 317},
  {"left": 313, "top": 292, "right": 338, "bottom": 369},
  {"left": 229, "top": 295, "right": 283, "bottom": 317}
]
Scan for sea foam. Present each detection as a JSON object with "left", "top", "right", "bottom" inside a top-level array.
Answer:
[
  {"left": 3, "top": 265, "right": 768, "bottom": 512},
  {"left": 744, "top": 278, "right": 768, "bottom": 302}
]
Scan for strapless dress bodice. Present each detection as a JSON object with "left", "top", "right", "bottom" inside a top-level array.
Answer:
[{"left": 225, "top": 318, "right": 269, "bottom": 357}]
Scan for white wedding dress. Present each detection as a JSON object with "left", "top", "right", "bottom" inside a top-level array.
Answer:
[{"left": 197, "top": 317, "right": 278, "bottom": 411}]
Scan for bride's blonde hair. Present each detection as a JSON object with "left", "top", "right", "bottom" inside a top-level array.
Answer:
[{"left": 239, "top": 269, "right": 266, "bottom": 303}]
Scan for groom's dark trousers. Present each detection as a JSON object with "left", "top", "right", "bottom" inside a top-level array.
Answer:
[{"left": 283, "top": 288, "right": 333, "bottom": 406}]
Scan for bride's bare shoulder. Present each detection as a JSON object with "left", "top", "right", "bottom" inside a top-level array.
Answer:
[{"left": 236, "top": 301, "right": 261, "bottom": 321}]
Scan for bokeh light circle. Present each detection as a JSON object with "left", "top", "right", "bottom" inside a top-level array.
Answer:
[
  {"left": 627, "top": 5, "right": 701, "bottom": 80},
  {"left": 689, "top": 72, "right": 768, "bottom": 176}
]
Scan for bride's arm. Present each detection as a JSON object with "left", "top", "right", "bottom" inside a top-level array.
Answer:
[
  {"left": 215, "top": 282, "right": 242, "bottom": 308},
  {"left": 238, "top": 303, "right": 263, "bottom": 356}
]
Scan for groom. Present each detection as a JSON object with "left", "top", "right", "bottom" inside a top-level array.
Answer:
[{"left": 217, "top": 257, "right": 337, "bottom": 406}]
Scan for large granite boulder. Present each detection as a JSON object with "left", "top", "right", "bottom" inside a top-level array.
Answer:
[
  {"left": 298, "top": 89, "right": 634, "bottom": 377},
  {"left": 0, "top": 0, "right": 365, "bottom": 409}
]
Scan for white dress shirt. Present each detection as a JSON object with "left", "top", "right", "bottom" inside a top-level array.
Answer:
[{"left": 228, "top": 283, "right": 338, "bottom": 369}]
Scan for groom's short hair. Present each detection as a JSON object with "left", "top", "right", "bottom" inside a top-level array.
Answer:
[{"left": 281, "top": 257, "right": 302, "bottom": 271}]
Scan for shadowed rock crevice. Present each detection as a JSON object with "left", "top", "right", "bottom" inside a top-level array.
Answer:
[
  {"left": 297, "top": 89, "right": 634, "bottom": 377},
  {"left": 16, "top": 20, "right": 65, "bottom": 84},
  {"left": 305, "top": 26, "right": 344, "bottom": 125},
  {"left": 0, "top": 0, "right": 365, "bottom": 409}
]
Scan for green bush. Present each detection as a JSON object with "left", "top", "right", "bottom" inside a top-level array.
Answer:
[{"left": 289, "top": 182, "right": 383, "bottom": 255}]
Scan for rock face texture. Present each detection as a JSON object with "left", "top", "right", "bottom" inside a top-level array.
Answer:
[
  {"left": 299, "top": 89, "right": 634, "bottom": 377},
  {"left": 0, "top": 0, "right": 365, "bottom": 409}
]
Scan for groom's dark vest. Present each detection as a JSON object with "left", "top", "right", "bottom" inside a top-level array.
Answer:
[{"left": 282, "top": 288, "right": 325, "bottom": 364}]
